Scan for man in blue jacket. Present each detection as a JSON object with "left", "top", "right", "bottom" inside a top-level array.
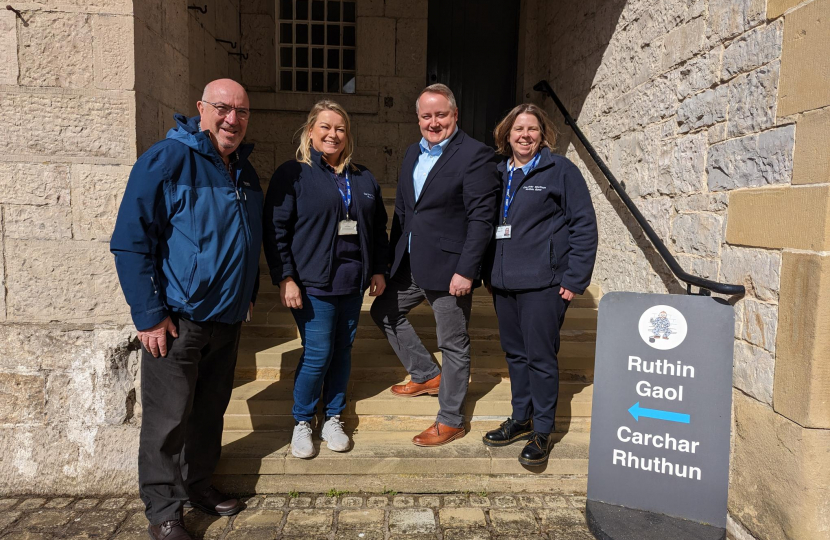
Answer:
[
  {"left": 370, "top": 84, "right": 500, "bottom": 447},
  {"left": 111, "top": 79, "right": 262, "bottom": 540}
]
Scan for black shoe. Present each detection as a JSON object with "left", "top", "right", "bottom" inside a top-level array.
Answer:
[
  {"left": 184, "top": 485, "right": 242, "bottom": 516},
  {"left": 148, "top": 520, "right": 192, "bottom": 540},
  {"left": 518, "top": 432, "right": 553, "bottom": 466},
  {"left": 482, "top": 418, "right": 533, "bottom": 447}
]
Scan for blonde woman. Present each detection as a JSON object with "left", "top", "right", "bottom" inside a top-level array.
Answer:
[
  {"left": 483, "top": 104, "right": 597, "bottom": 465},
  {"left": 263, "top": 101, "right": 388, "bottom": 458}
]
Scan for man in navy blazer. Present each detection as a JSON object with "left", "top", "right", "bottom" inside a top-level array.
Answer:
[{"left": 370, "top": 84, "right": 500, "bottom": 446}]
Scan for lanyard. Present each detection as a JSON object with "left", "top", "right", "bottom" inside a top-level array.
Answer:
[
  {"left": 503, "top": 152, "right": 540, "bottom": 225},
  {"left": 334, "top": 170, "right": 352, "bottom": 219}
]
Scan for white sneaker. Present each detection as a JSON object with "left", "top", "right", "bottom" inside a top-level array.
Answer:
[
  {"left": 291, "top": 421, "right": 317, "bottom": 459},
  {"left": 320, "top": 416, "right": 351, "bottom": 452}
]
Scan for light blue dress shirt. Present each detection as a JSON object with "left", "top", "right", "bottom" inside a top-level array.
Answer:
[{"left": 409, "top": 128, "right": 458, "bottom": 251}]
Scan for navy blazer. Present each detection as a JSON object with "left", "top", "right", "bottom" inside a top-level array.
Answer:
[
  {"left": 389, "top": 129, "right": 500, "bottom": 291},
  {"left": 263, "top": 152, "right": 389, "bottom": 290},
  {"left": 485, "top": 148, "right": 597, "bottom": 294}
]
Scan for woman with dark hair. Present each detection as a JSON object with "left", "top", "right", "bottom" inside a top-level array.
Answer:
[
  {"left": 263, "top": 100, "right": 389, "bottom": 459},
  {"left": 483, "top": 104, "right": 598, "bottom": 465}
]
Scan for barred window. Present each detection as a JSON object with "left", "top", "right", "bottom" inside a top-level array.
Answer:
[{"left": 278, "top": 0, "right": 357, "bottom": 93}]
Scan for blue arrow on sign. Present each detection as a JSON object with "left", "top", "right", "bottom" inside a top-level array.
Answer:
[{"left": 628, "top": 402, "right": 690, "bottom": 424}]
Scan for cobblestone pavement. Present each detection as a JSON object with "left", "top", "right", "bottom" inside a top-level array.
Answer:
[{"left": 0, "top": 492, "right": 594, "bottom": 539}]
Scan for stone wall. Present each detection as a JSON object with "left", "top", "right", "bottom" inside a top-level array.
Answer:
[
  {"left": 241, "top": 0, "right": 426, "bottom": 191},
  {"left": 187, "top": 0, "right": 244, "bottom": 115},
  {"left": 0, "top": 1, "right": 140, "bottom": 494},
  {"left": 0, "top": 0, "right": 247, "bottom": 495},
  {"left": 520, "top": 0, "right": 829, "bottom": 538}
]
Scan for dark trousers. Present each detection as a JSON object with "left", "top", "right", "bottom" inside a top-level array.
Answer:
[
  {"left": 370, "top": 256, "right": 473, "bottom": 429},
  {"left": 138, "top": 315, "right": 241, "bottom": 525},
  {"left": 492, "top": 286, "right": 569, "bottom": 434}
]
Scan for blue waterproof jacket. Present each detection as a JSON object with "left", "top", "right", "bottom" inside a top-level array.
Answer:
[{"left": 111, "top": 114, "right": 263, "bottom": 330}]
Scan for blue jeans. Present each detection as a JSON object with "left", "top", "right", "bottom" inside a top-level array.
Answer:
[{"left": 290, "top": 292, "right": 363, "bottom": 422}]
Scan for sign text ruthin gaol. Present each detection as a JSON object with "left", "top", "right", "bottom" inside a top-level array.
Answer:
[{"left": 587, "top": 292, "right": 734, "bottom": 528}]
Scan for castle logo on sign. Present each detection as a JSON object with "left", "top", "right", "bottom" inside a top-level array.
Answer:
[{"left": 638, "top": 305, "right": 687, "bottom": 350}]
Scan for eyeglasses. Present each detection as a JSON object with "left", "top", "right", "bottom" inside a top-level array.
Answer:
[{"left": 203, "top": 101, "right": 251, "bottom": 121}]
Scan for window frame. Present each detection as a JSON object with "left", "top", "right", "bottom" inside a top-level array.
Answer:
[{"left": 276, "top": 0, "right": 358, "bottom": 94}]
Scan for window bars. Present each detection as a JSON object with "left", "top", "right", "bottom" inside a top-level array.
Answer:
[{"left": 278, "top": 0, "right": 357, "bottom": 94}]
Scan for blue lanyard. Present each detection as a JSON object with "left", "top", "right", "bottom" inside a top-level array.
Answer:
[
  {"left": 503, "top": 153, "right": 540, "bottom": 224},
  {"left": 334, "top": 171, "right": 352, "bottom": 219}
]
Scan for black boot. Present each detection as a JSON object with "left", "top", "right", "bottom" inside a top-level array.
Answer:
[
  {"left": 519, "top": 432, "right": 553, "bottom": 465},
  {"left": 482, "top": 418, "right": 533, "bottom": 447}
]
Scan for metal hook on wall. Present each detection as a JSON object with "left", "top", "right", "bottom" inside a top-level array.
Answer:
[
  {"left": 188, "top": 4, "right": 207, "bottom": 14},
  {"left": 6, "top": 5, "right": 28, "bottom": 26},
  {"left": 215, "top": 38, "right": 237, "bottom": 49},
  {"left": 228, "top": 51, "right": 249, "bottom": 60}
]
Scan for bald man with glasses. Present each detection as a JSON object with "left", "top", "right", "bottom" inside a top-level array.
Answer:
[{"left": 111, "top": 79, "right": 262, "bottom": 540}]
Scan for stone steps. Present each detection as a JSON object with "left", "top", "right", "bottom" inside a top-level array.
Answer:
[
  {"left": 223, "top": 378, "right": 594, "bottom": 432},
  {"left": 246, "top": 294, "right": 598, "bottom": 339},
  {"left": 214, "top": 429, "right": 590, "bottom": 494},
  {"left": 233, "top": 335, "right": 597, "bottom": 383},
  {"left": 222, "top": 281, "right": 601, "bottom": 494}
]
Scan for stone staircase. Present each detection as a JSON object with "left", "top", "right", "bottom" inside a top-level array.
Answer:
[{"left": 215, "top": 231, "right": 600, "bottom": 495}]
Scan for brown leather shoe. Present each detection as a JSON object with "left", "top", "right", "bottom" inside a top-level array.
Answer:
[
  {"left": 391, "top": 373, "right": 441, "bottom": 397},
  {"left": 148, "top": 520, "right": 192, "bottom": 540},
  {"left": 412, "top": 421, "right": 466, "bottom": 447},
  {"left": 185, "top": 485, "right": 242, "bottom": 516}
]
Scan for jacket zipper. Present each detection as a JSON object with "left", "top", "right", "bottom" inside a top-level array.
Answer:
[
  {"left": 350, "top": 171, "right": 367, "bottom": 291},
  {"left": 222, "top": 155, "right": 252, "bottom": 318},
  {"left": 324, "top": 166, "right": 341, "bottom": 284},
  {"left": 499, "top": 163, "right": 550, "bottom": 290}
]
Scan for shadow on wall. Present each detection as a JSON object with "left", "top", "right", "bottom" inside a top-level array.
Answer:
[{"left": 530, "top": 0, "right": 685, "bottom": 294}]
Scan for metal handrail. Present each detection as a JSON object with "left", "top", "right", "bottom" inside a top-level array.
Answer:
[{"left": 533, "top": 80, "right": 745, "bottom": 296}]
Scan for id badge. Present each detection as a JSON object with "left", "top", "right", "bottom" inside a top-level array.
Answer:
[
  {"left": 496, "top": 225, "right": 512, "bottom": 239},
  {"left": 338, "top": 219, "right": 358, "bottom": 235}
]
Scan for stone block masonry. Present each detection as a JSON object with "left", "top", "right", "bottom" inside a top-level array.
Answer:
[
  {"left": 522, "top": 0, "right": 830, "bottom": 538},
  {"left": 1, "top": 0, "right": 141, "bottom": 495},
  {"left": 0, "top": 0, "right": 237, "bottom": 497},
  {"left": 240, "top": 2, "right": 427, "bottom": 188}
]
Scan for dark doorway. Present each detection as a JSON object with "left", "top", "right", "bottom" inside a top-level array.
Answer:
[{"left": 426, "top": 0, "right": 520, "bottom": 148}]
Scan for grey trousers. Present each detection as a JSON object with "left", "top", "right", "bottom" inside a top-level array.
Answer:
[{"left": 370, "top": 259, "right": 473, "bottom": 428}]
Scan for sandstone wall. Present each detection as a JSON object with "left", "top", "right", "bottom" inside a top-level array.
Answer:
[
  {"left": 0, "top": 0, "right": 248, "bottom": 495},
  {"left": 241, "top": 0, "right": 426, "bottom": 190},
  {"left": 0, "top": 1, "right": 140, "bottom": 495},
  {"left": 187, "top": 0, "right": 244, "bottom": 115},
  {"left": 521, "top": 0, "right": 829, "bottom": 538}
]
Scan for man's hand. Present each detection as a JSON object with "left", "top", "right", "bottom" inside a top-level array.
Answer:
[
  {"left": 246, "top": 302, "right": 253, "bottom": 322},
  {"left": 138, "top": 316, "right": 178, "bottom": 358},
  {"left": 559, "top": 287, "right": 575, "bottom": 302},
  {"left": 280, "top": 277, "right": 303, "bottom": 309},
  {"left": 369, "top": 274, "right": 386, "bottom": 297},
  {"left": 449, "top": 273, "right": 473, "bottom": 297},
  {"left": 485, "top": 283, "right": 492, "bottom": 295}
]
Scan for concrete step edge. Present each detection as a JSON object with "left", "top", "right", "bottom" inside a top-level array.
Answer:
[{"left": 217, "top": 430, "right": 590, "bottom": 477}]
